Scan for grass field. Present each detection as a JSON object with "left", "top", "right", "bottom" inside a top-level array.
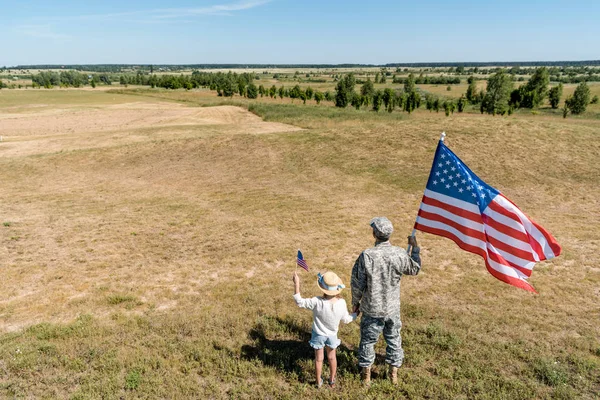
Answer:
[{"left": 0, "top": 88, "right": 599, "bottom": 399}]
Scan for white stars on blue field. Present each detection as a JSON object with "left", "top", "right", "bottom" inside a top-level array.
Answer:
[{"left": 426, "top": 142, "right": 499, "bottom": 211}]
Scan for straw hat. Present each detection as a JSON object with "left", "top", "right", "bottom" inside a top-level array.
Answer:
[{"left": 317, "top": 272, "right": 346, "bottom": 296}]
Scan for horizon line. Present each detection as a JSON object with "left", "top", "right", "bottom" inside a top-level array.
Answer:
[{"left": 6, "top": 60, "right": 600, "bottom": 69}]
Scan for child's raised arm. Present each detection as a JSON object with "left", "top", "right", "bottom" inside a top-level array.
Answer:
[
  {"left": 292, "top": 271, "right": 318, "bottom": 310},
  {"left": 293, "top": 271, "right": 301, "bottom": 295}
]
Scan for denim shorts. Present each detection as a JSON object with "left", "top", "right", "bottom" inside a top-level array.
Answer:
[{"left": 309, "top": 330, "right": 341, "bottom": 350}]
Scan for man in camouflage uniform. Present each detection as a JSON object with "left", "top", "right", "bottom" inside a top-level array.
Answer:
[{"left": 351, "top": 217, "right": 421, "bottom": 385}]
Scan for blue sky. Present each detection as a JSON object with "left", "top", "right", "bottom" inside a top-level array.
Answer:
[{"left": 2, "top": 0, "right": 599, "bottom": 66}]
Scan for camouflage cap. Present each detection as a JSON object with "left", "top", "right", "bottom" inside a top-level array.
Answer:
[{"left": 370, "top": 217, "right": 394, "bottom": 239}]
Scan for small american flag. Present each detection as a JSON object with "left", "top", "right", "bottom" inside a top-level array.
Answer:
[
  {"left": 296, "top": 250, "right": 309, "bottom": 271},
  {"left": 415, "top": 138, "right": 561, "bottom": 293}
]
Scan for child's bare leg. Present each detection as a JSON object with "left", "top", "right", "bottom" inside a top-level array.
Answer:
[
  {"left": 315, "top": 348, "right": 324, "bottom": 385},
  {"left": 326, "top": 347, "right": 337, "bottom": 384}
]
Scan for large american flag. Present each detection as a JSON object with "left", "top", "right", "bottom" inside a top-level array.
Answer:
[
  {"left": 414, "top": 138, "right": 561, "bottom": 292},
  {"left": 296, "top": 250, "right": 309, "bottom": 271}
]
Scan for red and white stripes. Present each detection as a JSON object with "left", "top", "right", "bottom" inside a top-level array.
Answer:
[{"left": 415, "top": 189, "right": 561, "bottom": 292}]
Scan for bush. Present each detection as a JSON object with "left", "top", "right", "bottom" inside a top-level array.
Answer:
[
  {"left": 334, "top": 74, "right": 356, "bottom": 108},
  {"left": 382, "top": 88, "right": 395, "bottom": 112},
  {"left": 591, "top": 95, "right": 599, "bottom": 104},
  {"left": 466, "top": 76, "right": 478, "bottom": 104},
  {"left": 314, "top": 91, "right": 324, "bottom": 104},
  {"left": 565, "top": 82, "right": 591, "bottom": 114},
  {"left": 372, "top": 90, "right": 383, "bottom": 112},
  {"left": 548, "top": 84, "right": 563, "bottom": 109},
  {"left": 246, "top": 83, "right": 258, "bottom": 99},
  {"left": 350, "top": 93, "right": 362, "bottom": 110}
]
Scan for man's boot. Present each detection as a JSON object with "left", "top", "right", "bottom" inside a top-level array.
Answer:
[
  {"left": 390, "top": 365, "right": 398, "bottom": 385},
  {"left": 361, "top": 366, "right": 371, "bottom": 386}
]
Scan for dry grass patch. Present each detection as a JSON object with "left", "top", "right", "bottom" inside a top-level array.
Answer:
[{"left": 0, "top": 89, "right": 598, "bottom": 398}]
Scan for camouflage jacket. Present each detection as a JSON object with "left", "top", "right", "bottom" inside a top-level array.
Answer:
[{"left": 351, "top": 241, "right": 421, "bottom": 318}]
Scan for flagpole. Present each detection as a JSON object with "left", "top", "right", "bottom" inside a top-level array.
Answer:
[{"left": 407, "top": 132, "right": 446, "bottom": 254}]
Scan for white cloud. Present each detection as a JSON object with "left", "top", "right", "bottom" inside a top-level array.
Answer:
[
  {"left": 29, "top": 1, "right": 271, "bottom": 23},
  {"left": 153, "top": 1, "right": 271, "bottom": 19},
  {"left": 14, "top": 25, "right": 71, "bottom": 40}
]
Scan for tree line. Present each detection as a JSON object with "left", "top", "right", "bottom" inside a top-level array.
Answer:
[
  {"left": 31, "top": 71, "right": 111, "bottom": 88},
  {"left": 12, "top": 61, "right": 600, "bottom": 72},
  {"left": 471, "top": 67, "right": 596, "bottom": 117},
  {"left": 392, "top": 74, "right": 461, "bottom": 85},
  {"left": 26, "top": 68, "right": 598, "bottom": 118}
]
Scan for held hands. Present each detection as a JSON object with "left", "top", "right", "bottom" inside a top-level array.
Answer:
[
  {"left": 352, "top": 304, "right": 361, "bottom": 317},
  {"left": 407, "top": 235, "right": 418, "bottom": 248}
]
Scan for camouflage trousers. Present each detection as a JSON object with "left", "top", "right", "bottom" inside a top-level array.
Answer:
[{"left": 358, "top": 312, "right": 403, "bottom": 368}]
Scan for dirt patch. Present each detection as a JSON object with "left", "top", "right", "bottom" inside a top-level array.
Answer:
[{"left": 0, "top": 103, "right": 301, "bottom": 157}]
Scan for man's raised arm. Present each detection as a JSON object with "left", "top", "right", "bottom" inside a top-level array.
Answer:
[{"left": 403, "top": 235, "right": 422, "bottom": 275}]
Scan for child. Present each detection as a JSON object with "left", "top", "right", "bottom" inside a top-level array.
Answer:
[{"left": 292, "top": 270, "right": 357, "bottom": 388}]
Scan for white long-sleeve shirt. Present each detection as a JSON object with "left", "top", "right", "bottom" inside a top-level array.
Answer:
[{"left": 293, "top": 293, "right": 357, "bottom": 337}]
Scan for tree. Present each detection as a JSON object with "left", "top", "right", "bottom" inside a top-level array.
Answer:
[
  {"left": 591, "top": 95, "right": 599, "bottom": 104},
  {"left": 305, "top": 86, "right": 314, "bottom": 101},
  {"left": 289, "top": 84, "right": 302, "bottom": 101},
  {"left": 238, "top": 81, "right": 246, "bottom": 97},
  {"left": 300, "top": 90, "right": 307, "bottom": 104},
  {"left": 382, "top": 88, "right": 395, "bottom": 112},
  {"left": 510, "top": 67, "right": 550, "bottom": 109},
  {"left": 361, "top": 78, "right": 375, "bottom": 98},
  {"left": 404, "top": 73, "right": 416, "bottom": 94},
  {"left": 394, "top": 91, "right": 404, "bottom": 110},
  {"left": 372, "top": 90, "right": 383, "bottom": 112},
  {"left": 379, "top": 68, "right": 387, "bottom": 84},
  {"left": 403, "top": 91, "right": 420, "bottom": 114},
  {"left": 269, "top": 85, "right": 277, "bottom": 98},
  {"left": 221, "top": 78, "right": 235, "bottom": 98},
  {"left": 324, "top": 91, "right": 333, "bottom": 102},
  {"left": 565, "top": 82, "right": 590, "bottom": 114},
  {"left": 425, "top": 95, "right": 435, "bottom": 111},
  {"left": 523, "top": 67, "right": 550, "bottom": 108},
  {"left": 351, "top": 93, "right": 362, "bottom": 110},
  {"left": 548, "top": 83, "right": 563, "bottom": 109},
  {"left": 314, "top": 91, "right": 324, "bottom": 104},
  {"left": 246, "top": 83, "right": 258, "bottom": 99},
  {"left": 90, "top": 80, "right": 96, "bottom": 88},
  {"left": 335, "top": 73, "right": 356, "bottom": 108},
  {"left": 466, "top": 76, "right": 478, "bottom": 104},
  {"left": 278, "top": 86, "right": 285, "bottom": 99},
  {"left": 481, "top": 70, "right": 513, "bottom": 115},
  {"left": 443, "top": 100, "right": 456, "bottom": 116},
  {"left": 258, "top": 84, "right": 265, "bottom": 97}
]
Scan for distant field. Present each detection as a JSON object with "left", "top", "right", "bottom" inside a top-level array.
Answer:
[{"left": 0, "top": 88, "right": 598, "bottom": 398}]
